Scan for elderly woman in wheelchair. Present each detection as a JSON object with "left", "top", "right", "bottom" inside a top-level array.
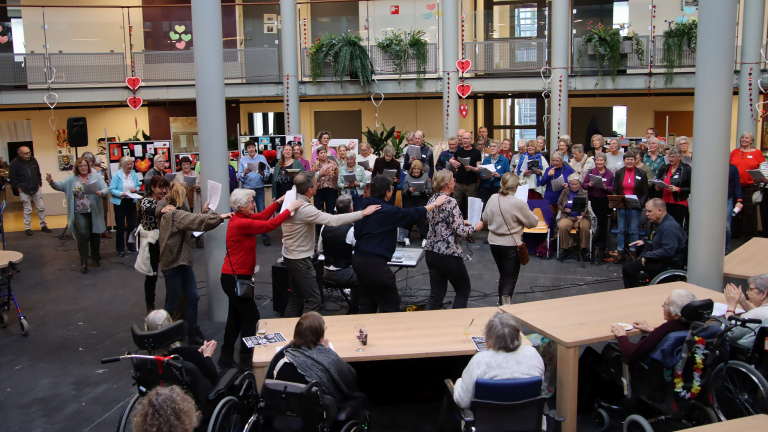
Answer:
[{"left": 723, "top": 274, "right": 768, "bottom": 350}]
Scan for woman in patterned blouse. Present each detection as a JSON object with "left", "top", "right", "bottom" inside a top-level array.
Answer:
[
  {"left": 423, "top": 170, "right": 483, "bottom": 310},
  {"left": 311, "top": 146, "right": 339, "bottom": 213},
  {"left": 138, "top": 175, "right": 170, "bottom": 312}
]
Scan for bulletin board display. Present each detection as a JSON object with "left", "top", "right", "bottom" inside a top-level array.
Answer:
[
  {"left": 309, "top": 138, "right": 359, "bottom": 163},
  {"left": 238, "top": 135, "right": 304, "bottom": 166},
  {"left": 108, "top": 141, "right": 171, "bottom": 191},
  {"left": 174, "top": 153, "right": 200, "bottom": 172}
]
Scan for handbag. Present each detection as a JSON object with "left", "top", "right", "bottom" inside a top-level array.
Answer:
[
  {"left": 226, "top": 245, "right": 255, "bottom": 299},
  {"left": 497, "top": 196, "right": 530, "bottom": 265}
]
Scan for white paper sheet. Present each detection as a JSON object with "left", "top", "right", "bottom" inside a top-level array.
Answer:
[
  {"left": 514, "top": 184, "right": 529, "bottom": 202},
  {"left": 712, "top": 302, "right": 745, "bottom": 317},
  {"left": 191, "top": 231, "right": 204, "bottom": 238},
  {"left": 125, "top": 192, "right": 143, "bottom": 199},
  {"left": 479, "top": 164, "right": 497, "bottom": 177},
  {"left": 183, "top": 176, "right": 197, "bottom": 188},
  {"left": 383, "top": 169, "right": 398, "bottom": 179},
  {"left": 747, "top": 169, "right": 766, "bottom": 181},
  {"left": 459, "top": 157, "right": 471, "bottom": 166},
  {"left": 343, "top": 173, "right": 357, "bottom": 184},
  {"left": 445, "top": 161, "right": 457, "bottom": 172},
  {"left": 551, "top": 175, "right": 565, "bottom": 192},
  {"left": 83, "top": 181, "right": 100, "bottom": 195},
  {"left": 357, "top": 160, "right": 369, "bottom": 169},
  {"left": 407, "top": 145, "right": 421, "bottom": 160},
  {"left": 247, "top": 162, "right": 260, "bottom": 172},
  {"left": 468, "top": 197, "right": 484, "bottom": 226},
  {"left": 164, "top": 173, "right": 177, "bottom": 183},
  {"left": 650, "top": 179, "right": 668, "bottom": 188},
  {"left": 207, "top": 180, "right": 222, "bottom": 210},
  {"left": 589, "top": 174, "right": 604, "bottom": 188},
  {"left": 280, "top": 186, "right": 297, "bottom": 214},
  {"left": 411, "top": 181, "right": 425, "bottom": 192}
]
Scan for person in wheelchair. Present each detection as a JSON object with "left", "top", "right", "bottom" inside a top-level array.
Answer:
[
  {"left": 132, "top": 385, "right": 201, "bottom": 432},
  {"left": 622, "top": 198, "right": 687, "bottom": 288},
  {"left": 723, "top": 274, "right": 768, "bottom": 349},
  {"left": 266, "top": 311, "right": 364, "bottom": 407},
  {"left": 145, "top": 309, "right": 218, "bottom": 386}
]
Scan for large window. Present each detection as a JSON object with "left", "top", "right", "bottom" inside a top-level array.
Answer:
[{"left": 484, "top": 96, "right": 544, "bottom": 142}]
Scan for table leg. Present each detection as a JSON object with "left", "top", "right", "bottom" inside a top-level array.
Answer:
[
  {"left": 253, "top": 366, "right": 267, "bottom": 393},
  {"left": 556, "top": 345, "right": 579, "bottom": 432}
]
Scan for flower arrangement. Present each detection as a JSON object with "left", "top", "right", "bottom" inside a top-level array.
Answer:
[
  {"left": 376, "top": 29, "right": 429, "bottom": 88},
  {"left": 578, "top": 22, "right": 644, "bottom": 84},
  {"left": 673, "top": 336, "right": 707, "bottom": 399},
  {"left": 661, "top": 18, "right": 697, "bottom": 85}
]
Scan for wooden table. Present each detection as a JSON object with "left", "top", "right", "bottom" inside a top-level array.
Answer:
[
  {"left": 723, "top": 237, "right": 768, "bottom": 279},
  {"left": 251, "top": 307, "right": 529, "bottom": 390},
  {"left": 677, "top": 414, "right": 768, "bottom": 431},
  {"left": 0, "top": 250, "right": 23, "bottom": 268},
  {"left": 501, "top": 282, "right": 725, "bottom": 432}
]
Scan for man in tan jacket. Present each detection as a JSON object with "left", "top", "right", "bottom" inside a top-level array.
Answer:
[{"left": 282, "top": 171, "right": 380, "bottom": 317}]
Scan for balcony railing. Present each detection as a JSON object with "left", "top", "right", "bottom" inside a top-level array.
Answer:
[
  {"left": 573, "top": 35, "right": 696, "bottom": 72},
  {"left": 0, "top": 53, "right": 48, "bottom": 86},
  {"left": 463, "top": 39, "right": 547, "bottom": 73},
  {"left": 134, "top": 48, "right": 280, "bottom": 83},
  {"left": 300, "top": 43, "right": 439, "bottom": 80},
  {"left": 48, "top": 53, "right": 126, "bottom": 84}
]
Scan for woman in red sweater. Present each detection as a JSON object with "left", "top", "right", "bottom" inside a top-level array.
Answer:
[
  {"left": 729, "top": 132, "right": 766, "bottom": 237},
  {"left": 219, "top": 188, "right": 303, "bottom": 369}
]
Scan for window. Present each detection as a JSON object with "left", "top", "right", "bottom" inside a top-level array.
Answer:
[
  {"left": 485, "top": 96, "right": 543, "bottom": 142},
  {"left": 515, "top": 8, "right": 538, "bottom": 37}
]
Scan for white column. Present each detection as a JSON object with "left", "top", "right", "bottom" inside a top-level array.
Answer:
[
  {"left": 280, "top": 0, "right": 301, "bottom": 134},
  {"left": 442, "top": 0, "right": 459, "bottom": 139},
  {"left": 191, "top": 0, "right": 229, "bottom": 321},
  {"left": 688, "top": 0, "right": 739, "bottom": 290},
  {"left": 736, "top": 0, "right": 765, "bottom": 138},
  {"left": 549, "top": 0, "right": 571, "bottom": 149}
]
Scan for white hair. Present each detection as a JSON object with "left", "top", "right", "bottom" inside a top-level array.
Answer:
[
  {"left": 748, "top": 274, "right": 768, "bottom": 295},
  {"left": 119, "top": 156, "right": 134, "bottom": 167},
  {"left": 229, "top": 188, "right": 255, "bottom": 212},
  {"left": 346, "top": 151, "right": 357, "bottom": 160},
  {"left": 153, "top": 154, "right": 166, "bottom": 164},
  {"left": 668, "top": 289, "right": 697, "bottom": 316}
]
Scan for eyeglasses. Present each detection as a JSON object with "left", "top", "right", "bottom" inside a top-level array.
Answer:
[{"left": 661, "top": 302, "right": 670, "bottom": 309}]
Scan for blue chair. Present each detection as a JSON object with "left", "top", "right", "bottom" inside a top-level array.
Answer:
[{"left": 445, "top": 376, "right": 564, "bottom": 432}]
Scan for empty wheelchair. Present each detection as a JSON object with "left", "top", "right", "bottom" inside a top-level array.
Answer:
[{"left": 102, "top": 319, "right": 258, "bottom": 432}]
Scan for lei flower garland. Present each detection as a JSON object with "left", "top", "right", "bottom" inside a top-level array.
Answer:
[{"left": 674, "top": 336, "right": 707, "bottom": 399}]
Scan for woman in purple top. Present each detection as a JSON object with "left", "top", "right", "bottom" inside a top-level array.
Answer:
[
  {"left": 292, "top": 143, "right": 311, "bottom": 171},
  {"left": 582, "top": 153, "right": 614, "bottom": 264},
  {"left": 537, "top": 151, "right": 574, "bottom": 219}
]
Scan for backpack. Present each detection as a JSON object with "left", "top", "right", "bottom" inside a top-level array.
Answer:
[{"left": 535, "top": 237, "right": 556, "bottom": 258}]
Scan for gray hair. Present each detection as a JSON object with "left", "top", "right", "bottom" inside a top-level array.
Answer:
[
  {"left": 516, "top": 139, "right": 527, "bottom": 148},
  {"left": 82, "top": 151, "right": 95, "bottom": 162},
  {"left": 414, "top": 130, "right": 424, "bottom": 139},
  {"left": 740, "top": 132, "right": 755, "bottom": 143},
  {"left": 572, "top": 144, "right": 584, "bottom": 153},
  {"left": 335, "top": 195, "right": 353, "bottom": 214},
  {"left": 647, "top": 137, "right": 659, "bottom": 147},
  {"left": 119, "top": 156, "right": 134, "bottom": 167},
  {"left": 550, "top": 151, "right": 563, "bottom": 161},
  {"left": 594, "top": 153, "right": 607, "bottom": 162},
  {"left": 668, "top": 146, "right": 682, "bottom": 157},
  {"left": 144, "top": 309, "right": 178, "bottom": 355},
  {"left": 484, "top": 312, "right": 522, "bottom": 353},
  {"left": 748, "top": 274, "right": 768, "bottom": 296},
  {"left": 294, "top": 171, "right": 316, "bottom": 195},
  {"left": 567, "top": 173, "right": 581, "bottom": 183},
  {"left": 675, "top": 136, "right": 690, "bottom": 145},
  {"left": 153, "top": 154, "right": 167, "bottom": 164},
  {"left": 382, "top": 144, "right": 396, "bottom": 157},
  {"left": 346, "top": 151, "right": 357, "bottom": 160},
  {"left": 448, "top": 136, "right": 458, "bottom": 144},
  {"left": 405, "top": 131, "right": 415, "bottom": 141},
  {"left": 229, "top": 188, "right": 255, "bottom": 212},
  {"left": 668, "top": 289, "right": 697, "bottom": 316}
]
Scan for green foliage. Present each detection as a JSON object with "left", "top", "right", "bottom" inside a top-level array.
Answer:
[
  {"left": 577, "top": 23, "right": 644, "bottom": 86},
  {"left": 362, "top": 123, "right": 408, "bottom": 158},
  {"left": 309, "top": 33, "right": 373, "bottom": 88},
  {"left": 376, "top": 29, "right": 428, "bottom": 88},
  {"left": 661, "top": 19, "right": 697, "bottom": 86},
  {"left": 123, "top": 130, "right": 151, "bottom": 142}
]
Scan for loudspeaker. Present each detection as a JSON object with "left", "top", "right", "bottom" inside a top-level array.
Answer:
[
  {"left": 271, "top": 260, "right": 326, "bottom": 316},
  {"left": 67, "top": 117, "right": 88, "bottom": 148}
]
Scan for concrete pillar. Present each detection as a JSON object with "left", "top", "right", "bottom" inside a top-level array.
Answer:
[
  {"left": 442, "top": 0, "right": 459, "bottom": 139},
  {"left": 549, "top": 0, "right": 570, "bottom": 149},
  {"left": 280, "top": 0, "right": 300, "bottom": 135},
  {"left": 688, "top": 0, "right": 739, "bottom": 290},
  {"left": 191, "top": 0, "right": 229, "bottom": 321},
  {"left": 736, "top": 0, "right": 765, "bottom": 139}
]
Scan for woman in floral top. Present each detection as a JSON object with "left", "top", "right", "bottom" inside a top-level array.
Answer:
[
  {"left": 138, "top": 175, "right": 170, "bottom": 312},
  {"left": 311, "top": 145, "right": 339, "bottom": 213},
  {"left": 424, "top": 170, "right": 484, "bottom": 310}
]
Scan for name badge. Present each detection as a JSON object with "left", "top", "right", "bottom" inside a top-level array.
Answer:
[
  {"left": 567, "top": 200, "right": 573, "bottom": 205},
  {"left": 673, "top": 174, "right": 679, "bottom": 179},
  {"left": 636, "top": 176, "right": 642, "bottom": 180},
  {"left": 748, "top": 155, "right": 753, "bottom": 158}
]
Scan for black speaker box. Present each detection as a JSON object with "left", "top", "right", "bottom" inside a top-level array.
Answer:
[
  {"left": 271, "top": 260, "right": 326, "bottom": 316},
  {"left": 67, "top": 117, "right": 88, "bottom": 148}
]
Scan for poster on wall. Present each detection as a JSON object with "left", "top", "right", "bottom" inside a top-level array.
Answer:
[
  {"left": 108, "top": 141, "right": 171, "bottom": 191},
  {"left": 174, "top": 153, "right": 199, "bottom": 172},
  {"left": 239, "top": 135, "right": 303, "bottom": 167},
  {"left": 310, "top": 138, "right": 358, "bottom": 163},
  {"left": 56, "top": 129, "right": 73, "bottom": 171}
]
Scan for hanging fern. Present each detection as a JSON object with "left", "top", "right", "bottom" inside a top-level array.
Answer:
[
  {"left": 376, "top": 29, "right": 429, "bottom": 88},
  {"left": 661, "top": 19, "right": 697, "bottom": 86},
  {"left": 309, "top": 33, "right": 373, "bottom": 88}
]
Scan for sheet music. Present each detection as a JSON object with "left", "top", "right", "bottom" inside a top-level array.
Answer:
[
  {"left": 514, "top": 184, "right": 529, "bottom": 202},
  {"left": 357, "top": 160, "right": 369, "bottom": 170},
  {"left": 207, "top": 180, "right": 221, "bottom": 210},
  {"left": 747, "top": 169, "right": 766, "bottom": 181},
  {"left": 407, "top": 145, "right": 421, "bottom": 160},
  {"left": 649, "top": 179, "right": 668, "bottom": 188},
  {"left": 281, "top": 186, "right": 297, "bottom": 214},
  {"left": 383, "top": 169, "right": 398, "bottom": 179},
  {"left": 83, "top": 181, "right": 100, "bottom": 195},
  {"left": 468, "top": 197, "right": 484, "bottom": 226},
  {"left": 589, "top": 174, "right": 604, "bottom": 188},
  {"left": 183, "top": 176, "right": 197, "bottom": 188},
  {"left": 445, "top": 161, "right": 457, "bottom": 172},
  {"left": 164, "top": 173, "right": 177, "bottom": 183},
  {"left": 343, "top": 173, "right": 357, "bottom": 184},
  {"left": 125, "top": 192, "right": 143, "bottom": 199},
  {"left": 551, "top": 175, "right": 565, "bottom": 192},
  {"left": 246, "top": 162, "right": 260, "bottom": 172},
  {"left": 411, "top": 181, "right": 425, "bottom": 192},
  {"left": 459, "top": 157, "right": 471, "bottom": 166},
  {"left": 479, "top": 164, "right": 496, "bottom": 177}
]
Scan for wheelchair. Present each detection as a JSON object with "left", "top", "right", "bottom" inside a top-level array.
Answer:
[
  {"left": 101, "top": 320, "right": 258, "bottom": 432},
  {"left": 591, "top": 299, "right": 768, "bottom": 432},
  {"left": 0, "top": 262, "right": 29, "bottom": 336}
]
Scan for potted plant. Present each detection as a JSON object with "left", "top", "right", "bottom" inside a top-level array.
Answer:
[
  {"left": 578, "top": 23, "right": 644, "bottom": 85},
  {"left": 363, "top": 123, "right": 408, "bottom": 158},
  {"left": 376, "top": 29, "right": 429, "bottom": 88},
  {"left": 661, "top": 18, "right": 697, "bottom": 86},
  {"left": 309, "top": 33, "right": 374, "bottom": 88}
]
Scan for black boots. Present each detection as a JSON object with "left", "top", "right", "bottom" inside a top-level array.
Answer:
[
  {"left": 80, "top": 261, "right": 88, "bottom": 274},
  {"left": 187, "top": 326, "right": 205, "bottom": 346}
]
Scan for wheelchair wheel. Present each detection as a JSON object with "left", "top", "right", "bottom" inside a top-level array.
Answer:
[
  {"left": 593, "top": 407, "right": 610, "bottom": 431},
  {"left": 649, "top": 269, "right": 687, "bottom": 285},
  {"left": 623, "top": 414, "right": 653, "bottom": 432},
  {"left": 0, "top": 310, "right": 7, "bottom": 328},
  {"left": 710, "top": 360, "right": 768, "bottom": 421},
  {"left": 116, "top": 394, "right": 140, "bottom": 432},
  {"left": 207, "top": 396, "right": 246, "bottom": 432},
  {"left": 682, "top": 401, "right": 718, "bottom": 427},
  {"left": 242, "top": 414, "right": 259, "bottom": 432},
  {"left": 19, "top": 317, "right": 29, "bottom": 336},
  {"left": 339, "top": 420, "right": 364, "bottom": 432}
]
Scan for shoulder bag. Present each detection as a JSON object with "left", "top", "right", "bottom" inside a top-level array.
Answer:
[
  {"left": 226, "top": 243, "right": 255, "bottom": 299},
  {"left": 497, "top": 195, "right": 530, "bottom": 265}
]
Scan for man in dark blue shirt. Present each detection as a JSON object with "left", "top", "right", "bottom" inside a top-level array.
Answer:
[
  {"left": 353, "top": 175, "right": 448, "bottom": 313},
  {"left": 622, "top": 198, "right": 687, "bottom": 288}
]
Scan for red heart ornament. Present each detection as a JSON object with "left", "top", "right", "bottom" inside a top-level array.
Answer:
[
  {"left": 263, "top": 150, "right": 277, "bottom": 163},
  {"left": 456, "top": 83, "right": 472, "bottom": 99},
  {"left": 427, "top": 3, "right": 436, "bottom": 11},
  {"left": 127, "top": 96, "right": 143, "bottom": 110},
  {"left": 125, "top": 76, "right": 142, "bottom": 91},
  {"left": 456, "top": 59, "right": 471, "bottom": 74},
  {"left": 459, "top": 104, "right": 469, "bottom": 118}
]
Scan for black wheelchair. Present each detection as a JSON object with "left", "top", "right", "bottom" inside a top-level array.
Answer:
[
  {"left": 101, "top": 320, "right": 258, "bottom": 432},
  {"left": 591, "top": 299, "right": 768, "bottom": 432}
]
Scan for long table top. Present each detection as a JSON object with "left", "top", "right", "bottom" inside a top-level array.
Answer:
[
  {"left": 678, "top": 414, "right": 768, "bottom": 431},
  {"left": 723, "top": 237, "right": 768, "bottom": 280},
  {"left": 251, "top": 307, "right": 529, "bottom": 368},
  {"left": 502, "top": 282, "right": 726, "bottom": 348}
]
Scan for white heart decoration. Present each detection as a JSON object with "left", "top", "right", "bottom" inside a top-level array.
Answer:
[
  {"left": 44, "top": 91, "right": 58, "bottom": 109},
  {"left": 43, "top": 66, "right": 56, "bottom": 83},
  {"left": 758, "top": 77, "right": 766, "bottom": 95},
  {"left": 48, "top": 116, "right": 57, "bottom": 131},
  {"left": 370, "top": 92, "right": 384, "bottom": 108}
]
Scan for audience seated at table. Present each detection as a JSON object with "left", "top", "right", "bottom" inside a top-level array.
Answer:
[
  {"left": 132, "top": 385, "right": 201, "bottom": 432},
  {"left": 622, "top": 199, "right": 687, "bottom": 288},
  {"left": 265, "top": 312, "right": 365, "bottom": 407},
  {"left": 723, "top": 274, "right": 768, "bottom": 349}
]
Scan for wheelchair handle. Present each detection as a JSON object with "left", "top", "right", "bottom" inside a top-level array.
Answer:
[
  {"left": 727, "top": 315, "right": 763, "bottom": 326},
  {"left": 101, "top": 356, "right": 122, "bottom": 364}
]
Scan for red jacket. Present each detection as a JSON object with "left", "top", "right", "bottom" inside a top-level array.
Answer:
[{"left": 221, "top": 201, "right": 290, "bottom": 275}]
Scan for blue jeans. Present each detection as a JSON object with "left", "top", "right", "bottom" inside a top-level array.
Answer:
[
  {"left": 73, "top": 212, "right": 101, "bottom": 262},
  {"left": 252, "top": 187, "right": 268, "bottom": 240},
  {"left": 616, "top": 208, "right": 640, "bottom": 251},
  {"left": 726, "top": 198, "right": 734, "bottom": 253},
  {"left": 162, "top": 265, "right": 199, "bottom": 328}
]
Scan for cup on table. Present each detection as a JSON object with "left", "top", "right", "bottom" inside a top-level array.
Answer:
[
  {"left": 354, "top": 325, "right": 368, "bottom": 352},
  {"left": 501, "top": 295, "right": 512, "bottom": 307},
  {"left": 256, "top": 321, "right": 268, "bottom": 348}
]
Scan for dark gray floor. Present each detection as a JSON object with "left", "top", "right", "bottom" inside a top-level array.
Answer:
[{"left": 0, "top": 225, "right": 741, "bottom": 431}]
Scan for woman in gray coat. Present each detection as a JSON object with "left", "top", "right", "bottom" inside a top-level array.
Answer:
[{"left": 46, "top": 157, "right": 109, "bottom": 273}]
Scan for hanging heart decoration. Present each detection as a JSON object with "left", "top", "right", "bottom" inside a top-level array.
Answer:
[
  {"left": 127, "top": 96, "right": 143, "bottom": 110},
  {"left": 456, "top": 59, "right": 471, "bottom": 74},
  {"left": 456, "top": 83, "right": 472, "bottom": 99},
  {"left": 125, "top": 76, "right": 142, "bottom": 91},
  {"left": 758, "top": 76, "right": 766, "bottom": 95},
  {"left": 459, "top": 104, "right": 469, "bottom": 118},
  {"left": 48, "top": 116, "right": 57, "bottom": 131},
  {"left": 263, "top": 149, "right": 278, "bottom": 163},
  {"left": 756, "top": 101, "right": 768, "bottom": 119},
  {"left": 44, "top": 91, "right": 58, "bottom": 109},
  {"left": 43, "top": 66, "right": 56, "bottom": 83}
]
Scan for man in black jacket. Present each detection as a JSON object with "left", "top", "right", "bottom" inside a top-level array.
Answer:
[
  {"left": 8, "top": 146, "right": 51, "bottom": 235},
  {"left": 622, "top": 198, "right": 687, "bottom": 288}
]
